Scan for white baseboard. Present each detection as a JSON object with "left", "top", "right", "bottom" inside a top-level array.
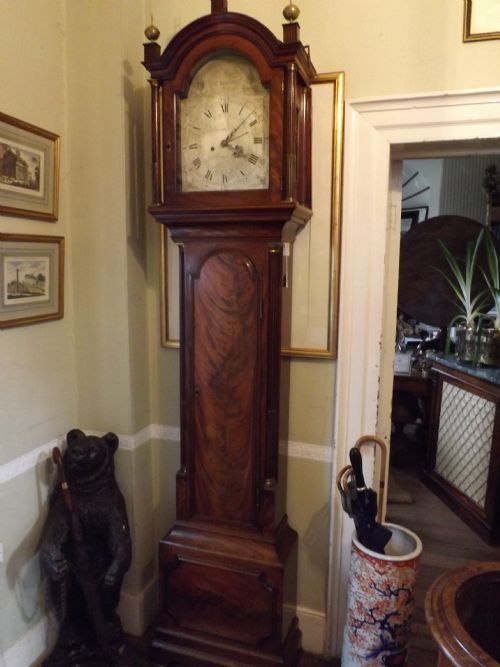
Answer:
[
  {"left": 118, "top": 589, "right": 327, "bottom": 656},
  {"left": 1, "top": 580, "right": 158, "bottom": 667},
  {"left": 117, "top": 577, "right": 159, "bottom": 637},
  {"left": 5, "top": 591, "right": 326, "bottom": 666},
  {"left": 284, "top": 604, "right": 326, "bottom": 656},
  {"left": 117, "top": 582, "right": 327, "bottom": 655},
  {"left": 119, "top": 581, "right": 327, "bottom": 656},
  {"left": 1, "top": 614, "right": 57, "bottom": 667}
]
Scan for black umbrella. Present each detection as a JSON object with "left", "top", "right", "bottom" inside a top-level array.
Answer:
[{"left": 337, "top": 448, "right": 392, "bottom": 554}]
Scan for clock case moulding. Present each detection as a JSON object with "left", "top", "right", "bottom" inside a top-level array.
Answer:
[{"left": 143, "top": 2, "right": 316, "bottom": 665}]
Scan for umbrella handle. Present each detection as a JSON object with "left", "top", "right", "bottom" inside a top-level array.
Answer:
[
  {"left": 336, "top": 464, "right": 357, "bottom": 516},
  {"left": 336, "top": 464, "right": 352, "bottom": 494},
  {"left": 353, "top": 435, "right": 389, "bottom": 521},
  {"left": 349, "top": 447, "right": 366, "bottom": 489}
]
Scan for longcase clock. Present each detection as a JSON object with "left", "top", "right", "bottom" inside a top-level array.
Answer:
[{"left": 143, "top": 1, "right": 316, "bottom": 664}]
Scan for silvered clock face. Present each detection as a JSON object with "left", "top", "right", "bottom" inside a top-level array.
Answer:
[{"left": 179, "top": 54, "right": 270, "bottom": 192}]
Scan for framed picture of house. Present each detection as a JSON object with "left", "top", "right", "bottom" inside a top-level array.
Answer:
[
  {"left": 0, "top": 233, "right": 64, "bottom": 328},
  {"left": 464, "top": 0, "right": 500, "bottom": 41},
  {"left": 0, "top": 112, "right": 60, "bottom": 221}
]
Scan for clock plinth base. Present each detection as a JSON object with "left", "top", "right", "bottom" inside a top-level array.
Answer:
[
  {"left": 150, "top": 617, "right": 301, "bottom": 667},
  {"left": 150, "top": 518, "right": 301, "bottom": 667}
]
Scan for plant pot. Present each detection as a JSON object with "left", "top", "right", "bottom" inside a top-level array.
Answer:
[
  {"left": 479, "top": 327, "right": 500, "bottom": 366},
  {"left": 454, "top": 324, "right": 500, "bottom": 367}
]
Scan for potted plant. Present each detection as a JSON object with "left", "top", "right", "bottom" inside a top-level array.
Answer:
[
  {"left": 479, "top": 229, "right": 500, "bottom": 366},
  {"left": 437, "top": 228, "right": 496, "bottom": 365}
]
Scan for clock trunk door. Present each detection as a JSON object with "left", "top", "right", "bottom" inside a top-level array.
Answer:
[{"left": 188, "top": 245, "right": 263, "bottom": 526}]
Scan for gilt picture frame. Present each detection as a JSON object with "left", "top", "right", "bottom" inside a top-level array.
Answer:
[
  {"left": 281, "top": 71, "right": 345, "bottom": 359},
  {"left": 160, "top": 71, "right": 345, "bottom": 359},
  {"left": 0, "top": 233, "right": 64, "bottom": 328},
  {"left": 0, "top": 112, "right": 60, "bottom": 221},
  {"left": 464, "top": 0, "right": 500, "bottom": 41}
]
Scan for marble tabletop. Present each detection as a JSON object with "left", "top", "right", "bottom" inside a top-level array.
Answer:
[{"left": 429, "top": 352, "right": 500, "bottom": 387}]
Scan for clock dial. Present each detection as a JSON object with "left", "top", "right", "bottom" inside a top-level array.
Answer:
[{"left": 179, "top": 54, "right": 270, "bottom": 192}]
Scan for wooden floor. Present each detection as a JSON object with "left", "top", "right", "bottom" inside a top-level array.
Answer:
[{"left": 386, "top": 436, "right": 500, "bottom": 666}]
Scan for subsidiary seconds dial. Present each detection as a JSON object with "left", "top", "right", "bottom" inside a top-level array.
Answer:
[{"left": 179, "top": 54, "right": 270, "bottom": 192}]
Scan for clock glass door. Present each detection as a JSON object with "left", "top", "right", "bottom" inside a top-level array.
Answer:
[{"left": 179, "top": 53, "right": 270, "bottom": 192}]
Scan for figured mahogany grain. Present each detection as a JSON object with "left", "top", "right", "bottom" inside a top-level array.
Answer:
[{"left": 193, "top": 250, "right": 259, "bottom": 523}]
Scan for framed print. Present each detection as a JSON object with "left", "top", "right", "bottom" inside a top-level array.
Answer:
[
  {"left": 0, "top": 233, "right": 64, "bottom": 328},
  {"left": 464, "top": 0, "right": 500, "bottom": 41},
  {"left": 0, "top": 112, "right": 60, "bottom": 221},
  {"left": 160, "top": 73, "right": 345, "bottom": 359}
]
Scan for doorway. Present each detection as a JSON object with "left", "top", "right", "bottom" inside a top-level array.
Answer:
[
  {"left": 326, "top": 88, "right": 500, "bottom": 657},
  {"left": 390, "top": 154, "right": 500, "bottom": 480},
  {"left": 386, "top": 154, "right": 500, "bottom": 664}
]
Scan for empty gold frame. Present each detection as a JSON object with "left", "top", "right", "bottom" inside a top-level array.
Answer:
[
  {"left": 160, "top": 71, "right": 344, "bottom": 359},
  {"left": 464, "top": 0, "right": 500, "bottom": 41}
]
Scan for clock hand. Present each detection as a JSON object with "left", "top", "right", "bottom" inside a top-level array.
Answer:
[
  {"left": 220, "top": 132, "right": 249, "bottom": 153},
  {"left": 228, "top": 131, "right": 249, "bottom": 142},
  {"left": 223, "top": 111, "right": 255, "bottom": 144}
]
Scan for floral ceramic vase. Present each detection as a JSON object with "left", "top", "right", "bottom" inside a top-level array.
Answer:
[{"left": 342, "top": 523, "right": 422, "bottom": 666}]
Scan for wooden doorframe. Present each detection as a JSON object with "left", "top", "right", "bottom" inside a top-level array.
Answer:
[{"left": 325, "top": 87, "right": 500, "bottom": 657}]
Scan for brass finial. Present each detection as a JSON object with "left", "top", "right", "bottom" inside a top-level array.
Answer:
[
  {"left": 144, "top": 15, "right": 160, "bottom": 42},
  {"left": 283, "top": 2, "right": 300, "bottom": 22}
]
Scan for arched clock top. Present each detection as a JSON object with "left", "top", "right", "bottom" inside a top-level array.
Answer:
[
  {"left": 170, "top": 41, "right": 274, "bottom": 102},
  {"left": 143, "top": 5, "right": 316, "bottom": 86}
]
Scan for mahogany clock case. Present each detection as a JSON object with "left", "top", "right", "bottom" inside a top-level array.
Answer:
[{"left": 143, "top": 3, "right": 316, "bottom": 665}]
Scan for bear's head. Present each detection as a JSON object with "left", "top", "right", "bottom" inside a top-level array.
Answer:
[{"left": 63, "top": 429, "right": 119, "bottom": 493}]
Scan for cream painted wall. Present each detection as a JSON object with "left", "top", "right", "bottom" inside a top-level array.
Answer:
[
  {"left": 65, "top": 0, "right": 151, "bottom": 435},
  {"left": 149, "top": 0, "right": 500, "bottom": 99},
  {"left": 0, "top": 0, "right": 77, "bottom": 463},
  {"left": 0, "top": 0, "right": 78, "bottom": 657},
  {"left": 2, "top": 0, "right": 500, "bottom": 662}
]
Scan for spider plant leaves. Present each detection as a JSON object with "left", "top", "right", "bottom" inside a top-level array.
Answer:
[
  {"left": 437, "top": 230, "right": 491, "bottom": 326},
  {"left": 481, "top": 229, "right": 500, "bottom": 329}
]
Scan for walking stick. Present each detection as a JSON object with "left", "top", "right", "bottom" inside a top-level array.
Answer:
[{"left": 52, "top": 446, "right": 113, "bottom": 662}]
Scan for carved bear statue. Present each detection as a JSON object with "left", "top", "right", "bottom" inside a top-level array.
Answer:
[{"left": 40, "top": 429, "right": 132, "bottom": 665}]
